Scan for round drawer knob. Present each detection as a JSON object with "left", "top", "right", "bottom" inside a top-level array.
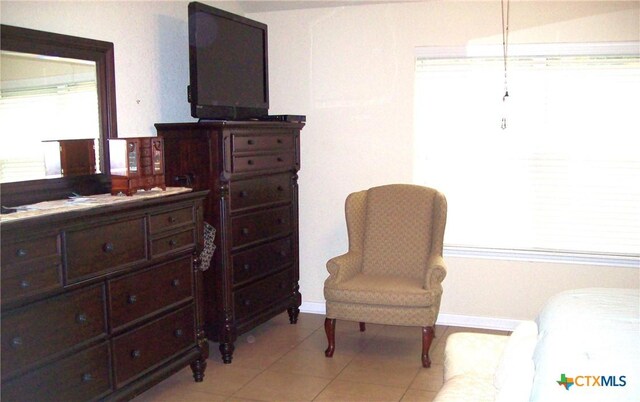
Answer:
[
  {"left": 168, "top": 216, "right": 177, "bottom": 223},
  {"left": 241, "top": 228, "right": 250, "bottom": 236},
  {"left": 277, "top": 138, "right": 283, "bottom": 144},
  {"left": 127, "top": 295, "right": 138, "bottom": 304},
  {"left": 19, "top": 279, "right": 30, "bottom": 289},
  {"left": 277, "top": 157, "right": 284, "bottom": 162},
  {"left": 277, "top": 186, "right": 284, "bottom": 192},
  {"left": 76, "top": 313, "right": 88, "bottom": 324},
  {"left": 276, "top": 218, "right": 284, "bottom": 225},
  {"left": 243, "top": 263, "right": 251, "bottom": 271},
  {"left": 16, "top": 248, "right": 28, "bottom": 258},
  {"left": 11, "top": 337, "right": 23, "bottom": 348},
  {"left": 243, "top": 299, "right": 251, "bottom": 306},
  {"left": 81, "top": 373, "right": 94, "bottom": 382},
  {"left": 239, "top": 190, "right": 248, "bottom": 198},
  {"left": 169, "top": 239, "right": 178, "bottom": 247},
  {"left": 171, "top": 279, "right": 180, "bottom": 287},
  {"left": 278, "top": 251, "right": 287, "bottom": 258},
  {"left": 131, "top": 350, "right": 141, "bottom": 359},
  {"left": 247, "top": 160, "right": 254, "bottom": 165},
  {"left": 174, "top": 329, "right": 184, "bottom": 338},
  {"left": 102, "top": 243, "right": 115, "bottom": 253},
  {"left": 247, "top": 139, "right": 255, "bottom": 145}
]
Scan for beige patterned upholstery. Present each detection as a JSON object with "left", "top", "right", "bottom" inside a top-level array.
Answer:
[{"left": 324, "top": 184, "right": 447, "bottom": 367}]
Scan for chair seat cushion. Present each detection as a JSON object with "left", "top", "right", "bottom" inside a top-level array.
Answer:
[{"left": 324, "top": 273, "right": 436, "bottom": 307}]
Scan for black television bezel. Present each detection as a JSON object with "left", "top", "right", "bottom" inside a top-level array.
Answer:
[{"left": 188, "top": 2, "right": 269, "bottom": 121}]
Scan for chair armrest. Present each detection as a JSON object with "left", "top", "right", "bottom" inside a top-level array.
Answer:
[
  {"left": 424, "top": 254, "right": 447, "bottom": 290},
  {"left": 326, "top": 252, "right": 362, "bottom": 284}
]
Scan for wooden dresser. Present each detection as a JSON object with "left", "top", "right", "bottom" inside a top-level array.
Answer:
[
  {"left": 0, "top": 189, "right": 209, "bottom": 401},
  {"left": 155, "top": 121, "right": 304, "bottom": 363}
]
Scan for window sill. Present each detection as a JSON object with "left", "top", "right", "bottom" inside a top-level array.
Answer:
[{"left": 443, "top": 246, "right": 639, "bottom": 269}]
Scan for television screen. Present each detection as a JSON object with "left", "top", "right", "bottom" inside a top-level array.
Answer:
[{"left": 188, "top": 2, "right": 269, "bottom": 120}]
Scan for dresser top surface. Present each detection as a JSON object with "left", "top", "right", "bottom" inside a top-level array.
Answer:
[{"left": 0, "top": 187, "right": 194, "bottom": 224}]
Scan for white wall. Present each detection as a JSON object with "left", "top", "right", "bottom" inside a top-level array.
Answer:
[
  {"left": 248, "top": 1, "right": 640, "bottom": 328},
  {"left": 3, "top": 1, "right": 638, "bottom": 328}
]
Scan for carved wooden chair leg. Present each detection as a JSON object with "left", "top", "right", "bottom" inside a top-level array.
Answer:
[
  {"left": 359, "top": 322, "right": 366, "bottom": 332},
  {"left": 422, "top": 326, "right": 435, "bottom": 368},
  {"left": 325, "top": 318, "right": 336, "bottom": 357}
]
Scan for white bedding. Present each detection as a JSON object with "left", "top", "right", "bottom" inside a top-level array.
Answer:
[{"left": 530, "top": 288, "right": 640, "bottom": 402}]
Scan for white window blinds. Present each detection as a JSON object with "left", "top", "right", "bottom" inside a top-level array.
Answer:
[{"left": 414, "top": 43, "right": 640, "bottom": 265}]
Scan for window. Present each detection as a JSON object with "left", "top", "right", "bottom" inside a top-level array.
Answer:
[{"left": 414, "top": 43, "right": 640, "bottom": 266}]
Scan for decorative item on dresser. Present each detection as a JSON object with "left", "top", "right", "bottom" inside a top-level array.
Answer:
[
  {"left": 109, "top": 137, "right": 166, "bottom": 196},
  {"left": 156, "top": 120, "right": 304, "bottom": 364},
  {"left": 0, "top": 189, "right": 209, "bottom": 401}
]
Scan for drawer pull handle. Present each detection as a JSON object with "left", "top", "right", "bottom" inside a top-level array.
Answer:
[
  {"left": 174, "top": 329, "right": 184, "bottom": 337},
  {"left": 239, "top": 190, "right": 249, "bottom": 198},
  {"left": 76, "top": 313, "right": 88, "bottom": 324},
  {"left": 128, "top": 295, "right": 138, "bottom": 304},
  {"left": 243, "top": 299, "right": 251, "bottom": 306},
  {"left": 247, "top": 159, "right": 254, "bottom": 165},
  {"left": 102, "top": 243, "right": 115, "bottom": 253},
  {"left": 241, "top": 228, "right": 250, "bottom": 236},
  {"left": 16, "top": 248, "right": 28, "bottom": 258},
  {"left": 247, "top": 139, "right": 255, "bottom": 145},
  {"left": 19, "top": 279, "right": 30, "bottom": 289},
  {"left": 131, "top": 349, "right": 142, "bottom": 359},
  {"left": 168, "top": 216, "right": 177, "bottom": 223},
  {"left": 169, "top": 239, "right": 178, "bottom": 247},
  {"left": 81, "top": 373, "right": 94, "bottom": 382},
  {"left": 11, "top": 337, "right": 23, "bottom": 348},
  {"left": 243, "top": 263, "right": 251, "bottom": 271},
  {"left": 172, "top": 279, "right": 181, "bottom": 287}
]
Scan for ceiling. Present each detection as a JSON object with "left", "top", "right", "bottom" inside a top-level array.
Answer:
[{"left": 231, "top": 0, "right": 423, "bottom": 14}]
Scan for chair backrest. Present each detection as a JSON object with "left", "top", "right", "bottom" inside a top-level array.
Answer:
[{"left": 348, "top": 184, "right": 446, "bottom": 280}]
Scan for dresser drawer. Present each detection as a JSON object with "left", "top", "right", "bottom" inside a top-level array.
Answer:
[
  {"left": 230, "top": 173, "right": 292, "bottom": 211},
  {"left": 112, "top": 305, "right": 195, "bottom": 387},
  {"left": 231, "top": 152, "right": 295, "bottom": 173},
  {"left": 231, "top": 206, "right": 292, "bottom": 249},
  {"left": 231, "top": 133, "right": 295, "bottom": 153},
  {"left": 1, "top": 233, "right": 60, "bottom": 266},
  {"left": 65, "top": 217, "right": 147, "bottom": 283},
  {"left": 151, "top": 229, "right": 195, "bottom": 258},
  {"left": 1, "top": 258, "right": 62, "bottom": 303},
  {"left": 108, "top": 257, "right": 193, "bottom": 330},
  {"left": 1, "top": 285, "right": 106, "bottom": 379},
  {"left": 149, "top": 206, "right": 195, "bottom": 234},
  {"left": 232, "top": 237, "right": 293, "bottom": 286},
  {"left": 1, "top": 343, "right": 111, "bottom": 402},
  {"left": 234, "top": 269, "right": 293, "bottom": 321}
]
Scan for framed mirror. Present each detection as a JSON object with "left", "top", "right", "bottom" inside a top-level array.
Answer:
[{"left": 0, "top": 24, "right": 117, "bottom": 207}]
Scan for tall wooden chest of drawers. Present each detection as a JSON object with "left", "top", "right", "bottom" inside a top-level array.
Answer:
[
  {"left": 155, "top": 121, "right": 304, "bottom": 363},
  {"left": 0, "top": 190, "right": 209, "bottom": 401}
]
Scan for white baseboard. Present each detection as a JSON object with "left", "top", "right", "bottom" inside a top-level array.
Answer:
[{"left": 300, "top": 301, "right": 521, "bottom": 331}]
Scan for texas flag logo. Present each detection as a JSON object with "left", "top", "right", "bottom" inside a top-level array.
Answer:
[{"left": 557, "top": 374, "right": 575, "bottom": 390}]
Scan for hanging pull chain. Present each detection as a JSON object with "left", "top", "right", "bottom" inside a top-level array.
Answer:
[{"left": 501, "top": 0, "right": 510, "bottom": 130}]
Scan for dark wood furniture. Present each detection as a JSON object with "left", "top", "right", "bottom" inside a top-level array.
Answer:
[
  {"left": 1, "top": 190, "right": 209, "bottom": 401},
  {"left": 109, "top": 137, "right": 166, "bottom": 196},
  {"left": 155, "top": 121, "right": 304, "bottom": 363}
]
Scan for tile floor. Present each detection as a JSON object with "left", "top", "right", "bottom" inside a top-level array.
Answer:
[{"left": 133, "top": 313, "right": 507, "bottom": 402}]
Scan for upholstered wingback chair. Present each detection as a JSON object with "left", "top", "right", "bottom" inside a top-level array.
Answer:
[{"left": 323, "top": 184, "right": 447, "bottom": 367}]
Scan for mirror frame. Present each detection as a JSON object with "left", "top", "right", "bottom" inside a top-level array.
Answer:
[{"left": 0, "top": 24, "right": 117, "bottom": 207}]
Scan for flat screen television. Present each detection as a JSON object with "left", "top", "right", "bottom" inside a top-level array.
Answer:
[{"left": 188, "top": 2, "right": 269, "bottom": 120}]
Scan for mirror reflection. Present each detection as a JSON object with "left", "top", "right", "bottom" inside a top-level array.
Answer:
[{"left": 0, "top": 50, "right": 101, "bottom": 183}]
